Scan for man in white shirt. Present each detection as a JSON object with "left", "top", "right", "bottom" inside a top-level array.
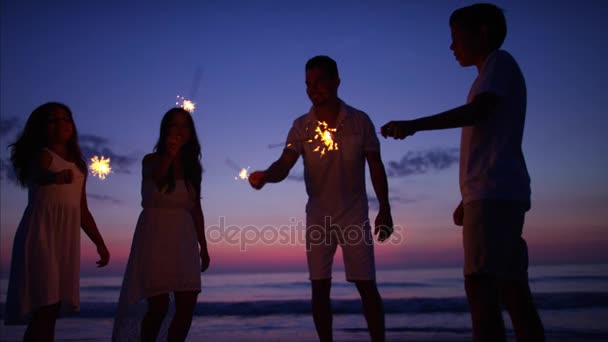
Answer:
[{"left": 250, "top": 55, "right": 393, "bottom": 342}]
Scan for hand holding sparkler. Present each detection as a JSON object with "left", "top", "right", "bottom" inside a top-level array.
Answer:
[
  {"left": 247, "top": 150, "right": 298, "bottom": 189},
  {"left": 380, "top": 120, "right": 416, "bottom": 140},
  {"left": 248, "top": 171, "right": 266, "bottom": 190}
]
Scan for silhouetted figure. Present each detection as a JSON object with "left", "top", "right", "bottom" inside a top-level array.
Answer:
[
  {"left": 4, "top": 102, "right": 110, "bottom": 341},
  {"left": 381, "top": 3, "right": 545, "bottom": 342},
  {"left": 249, "top": 55, "right": 394, "bottom": 342},
  {"left": 112, "top": 108, "right": 210, "bottom": 342}
]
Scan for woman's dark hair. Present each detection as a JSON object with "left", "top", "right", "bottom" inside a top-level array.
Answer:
[
  {"left": 10, "top": 102, "right": 87, "bottom": 187},
  {"left": 450, "top": 3, "right": 507, "bottom": 50},
  {"left": 154, "top": 107, "right": 203, "bottom": 197}
]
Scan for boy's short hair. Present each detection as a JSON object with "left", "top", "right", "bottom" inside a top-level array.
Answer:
[
  {"left": 450, "top": 3, "right": 507, "bottom": 50},
  {"left": 305, "top": 55, "right": 339, "bottom": 79}
]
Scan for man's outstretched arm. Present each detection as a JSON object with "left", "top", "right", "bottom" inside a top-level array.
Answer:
[{"left": 249, "top": 149, "right": 299, "bottom": 189}]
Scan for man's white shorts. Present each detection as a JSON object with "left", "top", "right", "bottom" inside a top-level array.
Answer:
[{"left": 305, "top": 218, "right": 376, "bottom": 282}]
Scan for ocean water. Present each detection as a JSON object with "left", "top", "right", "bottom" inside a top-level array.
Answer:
[{"left": 1, "top": 264, "right": 607, "bottom": 341}]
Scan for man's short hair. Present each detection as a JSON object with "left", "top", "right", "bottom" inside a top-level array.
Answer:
[
  {"left": 450, "top": 3, "right": 507, "bottom": 50},
  {"left": 305, "top": 55, "right": 339, "bottom": 79}
]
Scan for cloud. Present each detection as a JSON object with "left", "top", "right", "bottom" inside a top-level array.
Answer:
[
  {"left": 87, "top": 193, "right": 122, "bottom": 204},
  {"left": 271, "top": 147, "right": 459, "bottom": 182},
  {"left": 0, "top": 117, "right": 21, "bottom": 139},
  {"left": 79, "top": 134, "right": 109, "bottom": 146},
  {"left": 79, "top": 134, "right": 138, "bottom": 174},
  {"left": 386, "top": 147, "right": 459, "bottom": 178}
]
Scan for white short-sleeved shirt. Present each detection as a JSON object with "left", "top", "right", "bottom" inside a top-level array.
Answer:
[
  {"left": 460, "top": 49, "right": 531, "bottom": 205},
  {"left": 285, "top": 100, "right": 380, "bottom": 227}
]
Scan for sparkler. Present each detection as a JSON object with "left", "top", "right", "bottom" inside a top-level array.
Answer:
[
  {"left": 236, "top": 167, "right": 250, "bottom": 180},
  {"left": 176, "top": 95, "right": 196, "bottom": 113},
  {"left": 89, "top": 155, "right": 112, "bottom": 180},
  {"left": 267, "top": 121, "right": 339, "bottom": 155},
  {"left": 225, "top": 159, "right": 250, "bottom": 181},
  {"left": 309, "top": 121, "right": 338, "bottom": 156},
  {"left": 268, "top": 131, "right": 386, "bottom": 149}
]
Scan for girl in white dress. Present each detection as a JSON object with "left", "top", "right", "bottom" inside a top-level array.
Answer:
[
  {"left": 112, "top": 108, "right": 210, "bottom": 342},
  {"left": 4, "top": 102, "right": 111, "bottom": 341}
]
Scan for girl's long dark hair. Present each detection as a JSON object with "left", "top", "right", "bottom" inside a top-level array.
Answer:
[
  {"left": 10, "top": 102, "right": 87, "bottom": 187},
  {"left": 154, "top": 108, "right": 203, "bottom": 197}
]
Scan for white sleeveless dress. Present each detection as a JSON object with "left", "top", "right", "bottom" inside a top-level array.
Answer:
[
  {"left": 4, "top": 148, "right": 85, "bottom": 325},
  {"left": 112, "top": 178, "right": 201, "bottom": 341}
]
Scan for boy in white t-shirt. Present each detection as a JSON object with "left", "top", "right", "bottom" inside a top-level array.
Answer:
[{"left": 381, "top": 3, "right": 544, "bottom": 342}]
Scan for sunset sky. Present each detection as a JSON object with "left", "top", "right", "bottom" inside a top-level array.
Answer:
[{"left": 1, "top": 0, "right": 607, "bottom": 277}]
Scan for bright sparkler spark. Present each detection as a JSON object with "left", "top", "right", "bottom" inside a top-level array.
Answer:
[
  {"left": 235, "top": 167, "right": 250, "bottom": 180},
  {"left": 176, "top": 95, "right": 196, "bottom": 113},
  {"left": 225, "top": 159, "right": 250, "bottom": 181},
  {"left": 89, "top": 155, "right": 112, "bottom": 180},
  {"left": 309, "top": 121, "right": 338, "bottom": 156}
]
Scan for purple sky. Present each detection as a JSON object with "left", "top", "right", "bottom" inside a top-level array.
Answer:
[{"left": 1, "top": 0, "right": 607, "bottom": 276}]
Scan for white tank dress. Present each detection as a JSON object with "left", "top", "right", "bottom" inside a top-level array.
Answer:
[
  {"left": 112, "top": 177, "right": 201, "bottom": 341},
  {"left": 4, "top": 148, "right": 85, "bottom": 325}
]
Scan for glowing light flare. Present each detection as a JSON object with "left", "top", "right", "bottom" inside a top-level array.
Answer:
[
  {"left": 309, "top": 121, "right": 338, "bottom": 156},
  {"left": 89, "top": 155, "right": 112, "bottom": 180},
  {"left": 236, "top": 167, "right": 250, "bottom": 180},
  {"left": 225, "top": 159, "right": 250, "bottom": 181},
  {"left": 176, "top": 95, "right": 196, "bottom": 113}
]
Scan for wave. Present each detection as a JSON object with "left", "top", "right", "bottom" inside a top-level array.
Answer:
[
  {"left": 79, "top": 281, "right": 434, "bottom": 292},
  {"left": 345, "top": 326, "right": 608, "bottom": 339},
  {"left": 1, "top": 291, "right": 606, "bottom": 318},
  {"left": 76, "top": 275, "right": 607, "bottom": 293},
  {"left": 529, "top": 275, "right": 608, "bottom": 282}
]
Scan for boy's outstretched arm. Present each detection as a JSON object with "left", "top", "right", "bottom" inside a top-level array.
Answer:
[
  {"left": 381, "top": 92, "right": 501, "bottom": 139},
  {"left": 249, "top": 149, "right": 299, "bottom": 190},
  {"left": 366, "top": 151, "right": 394, "bottom": 242}
]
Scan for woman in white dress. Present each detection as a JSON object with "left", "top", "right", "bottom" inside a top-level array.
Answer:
[
  {"left": 112, "top": 107, "right": 210, "bottom": 342},
  {"left": 4, "top": 102, "right": 110, "bottom": 341}
]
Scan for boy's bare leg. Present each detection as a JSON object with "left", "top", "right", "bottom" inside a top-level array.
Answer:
[
  {"left": 499, "top": 279, "right": 545, "bottom": 342},
  {"left": 465, "top": 275, "right": 506, "bottom": 342}
]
